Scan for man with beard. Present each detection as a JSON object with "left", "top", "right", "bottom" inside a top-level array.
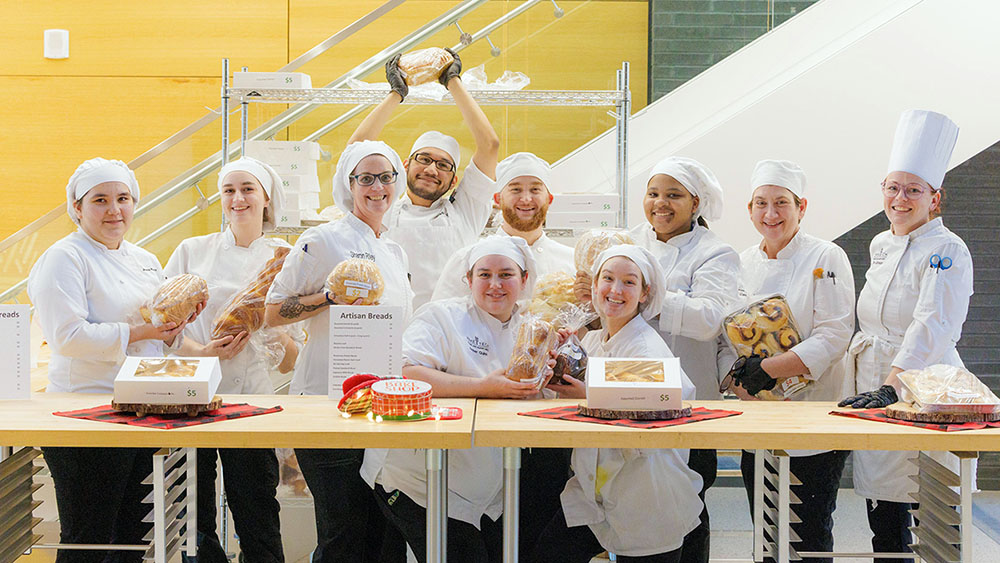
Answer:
[{"left": 347, "top": 48, "right": 500, "bottom": 309}]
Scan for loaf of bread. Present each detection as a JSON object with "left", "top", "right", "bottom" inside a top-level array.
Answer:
[
  {"left": 506, "top": 316, "right": 558, "bottom": 389},
  {"left": 326, "top": 259, "right": 385, "bottom": 306},
  {"left": 398, "top": 48, "right": 454, "bottom": 86},
  {"left": 143, "top": 274, "right": 209, "bottom": 327},
  {"left": 574, "top": 229, "right": 634, "bottom": 274},
  {"left": 211, "top": 246, "right": 291, "bottom": 340}
]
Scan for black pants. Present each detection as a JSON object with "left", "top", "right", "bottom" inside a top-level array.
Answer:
[
  {"left": 529, "top": 505, "right": 682, "bottom": 563},
  {"left": 194, "top": 448, "right": 283, "bottom": 563},
  {"left": 866, "top": 499, "right": 915, "bottom": 563},
  {"left": 295, "top": 448, "right": 404, "bottom": 563},
  {"left": 42, "top": 447, "right": 154, "bottom": 563},
  {"left": 740, "top": 450, "right": 848, "bottom": 563},
  {"left": 374, "top": 484, "right": 503, "bottom": 563},
  {"left": 519, "top": 447, "right": 572, "bottom": 558},
  {"left": 679, "top": 449, "right": 716, "bottom": 563}
]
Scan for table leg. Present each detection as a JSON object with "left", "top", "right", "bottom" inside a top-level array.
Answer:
[
  {"left": 753, "top": 449, "right": 764, "bottom": 563},
  {"left": 185, "top": 447, "right": 197, "bottom": 559},
  {"left": 426, "top": 448, "right": 448, "bottom": 563},
  {"left": 503, "top": 446, "right": 521, "bottom": 563}
]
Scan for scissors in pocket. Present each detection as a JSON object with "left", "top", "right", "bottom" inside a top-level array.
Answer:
[{"left": 929, "top": 254, "right": 952, "bottom": 271}]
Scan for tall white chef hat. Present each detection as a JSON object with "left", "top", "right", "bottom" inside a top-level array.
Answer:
[
  {"left": 458, "top": 235, "right": 537, "bottom": 300},
  {"left": 218, "top": 157, "right": 286, "bottom": 233},
  {"left": 647, "top": 156, "right": 724, "bottom": 222},
  {"left": 591, "top": 244, "right": 666, "bottom": 320},
  {"left": 750, "top": 159, "right": 807, "bottom": 199},
  {"left": 886, "top": 109, "right": 959, "bottom": 189},
  {"left": 495, "top": 152, "right": 552, "bottom": 193},
  {"left": 65, "top": 158, "right": 140, "bottom": 225},
  {"left": 409, "top": 131, "right": 462, "bottom": 170},
  {"left": 332, "top": 141, "right": 407, "bottom": 214}
]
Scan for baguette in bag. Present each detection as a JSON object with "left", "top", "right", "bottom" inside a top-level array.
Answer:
[{"left": 212, "top": 246, "right": 291, "bottom": 339}]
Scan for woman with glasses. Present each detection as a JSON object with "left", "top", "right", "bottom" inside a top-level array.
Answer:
[
  {"left": 264, "top": 140, "right": 414, "bottom": 563},
  {"left": 839, "top": 110, "right": 973, "bottom": 562},
  {"left": 726, "top": 160, "right": 855, "bottom": 563}
]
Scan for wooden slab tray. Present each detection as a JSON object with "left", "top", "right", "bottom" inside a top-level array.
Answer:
[
  {"left": 885, "top": 402, "right": 1000, "bottom": 423},
  {"left": 112, "top": 396, "right": 223, "bottom": 417},
  {"left": 578, "top": 403, "right": 692, "bottom": 421}
]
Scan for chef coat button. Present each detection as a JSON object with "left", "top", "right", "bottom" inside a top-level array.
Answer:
[
  {"left": 234, "top": 378, "right": 241, "bottom": 384},
  {"left": 588, "top": 475, "right": 594, "bottom": 481}
]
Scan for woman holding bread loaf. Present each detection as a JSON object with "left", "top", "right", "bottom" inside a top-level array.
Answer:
[
  {"left": 361, "top": 236, "right": 541, "bottom": 563},
  {"left": 28, "top": 158, "right": 202, "bottom": 563},
  {"left": 163, "top": 157, "right": 297, "bottom": 563},
  {"left": 264, "top": 141, "right": 414, "bottom": 563},
  {"left": 839, "top": 110, "right": 974, "bottom": 561},
  {"left": 539, "top": 245, "right": 703, "bottom": 563},
  {"left": 728, "top": 160, "right": 855, "bottom": 563}
]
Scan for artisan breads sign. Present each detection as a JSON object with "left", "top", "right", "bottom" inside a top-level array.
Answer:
[{"left": 0, "top": 305, "right": 29, "bottom": 399}]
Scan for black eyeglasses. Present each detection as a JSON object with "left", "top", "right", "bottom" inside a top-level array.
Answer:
[
  {"left": 411, "top": 152, "right": 456, "bottom": 173},
  {"left": 350, "top": 171, "right": 398, "bottom": 187},
  {"left": 719, "top": 356, "right": 747, "bottom": 394}
]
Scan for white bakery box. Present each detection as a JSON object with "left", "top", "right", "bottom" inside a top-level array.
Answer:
[
  {"left": 232, "top": 71, "right": 313, "bottom": 90},
  {"left": 244, "top": 140, "right": 321, "bottom": 164},
  {"left": 113, "top": 357, "right": 222, "bottom": 405},
  {"left": 545, "top": 211, "right": 619, "bottom": 230},
  {"left": 549, "top": 193, "right": 620, "bottom": 214},
  {"left": 586, "top": 357, "right": 682, "bottom": 411}
]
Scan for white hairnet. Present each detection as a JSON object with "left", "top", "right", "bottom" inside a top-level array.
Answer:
[
  {"left": 218, "top": 157, "right": 286, "bottom": 232},
  {"left": 455, "top": 236, "right": 537, "bottom": 300},
  {"left": 495, "top": 152, "right": 552, "bottom": 193},
  {"left": 332, "top": 141, "right": 406, "bottom": 214},
  {"left": 409, "top": 131, "right": 461, "bottom": 170},
  {"left": 647, "top": 156, "right": 724, "bottom": 222},
  {"left": 65, "top": 158, "right": 140, "bottom": 225},
  {"left": 750, "top": 159, "right": 806, "bottom": 199},
  {"left": 591, "top": 244, "right": 666, "bottom": 320}
]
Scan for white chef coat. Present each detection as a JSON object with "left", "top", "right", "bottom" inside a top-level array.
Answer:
[
  {"left": 27, "top": 230, "right": 169, "bottom": 394},
  {"left": 361, "top": 297, "right": 515, "bottom": 528},
  {"left": 164, "top": 230, "right": 292, "bottom": 394},
  {"left": 385, "top": 161, "right": 494, "bottom": 310},
  {"left": 848, "top": 217, "right": 974, "bottom": 502},
  {"left": 561, "top": 314, "right": 703, "bottom": 557},
  {"left": 267, "top": 213, "right": 414, "bottom": 396},
  {"left": 430, "top": 228, "right": 574, "bottom": 302},
  {"left": 632, "top": 223, "right": 741, "bottom": 399}
]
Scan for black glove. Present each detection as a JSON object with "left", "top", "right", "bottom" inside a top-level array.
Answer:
[
  {"left": 385, "top": 53, "right": 408, "bottom": 101},
  {"left": 731, "top": 355, "right": 777, "bottom": 396},
  {"left": 838, "top": 384, "right": 899, "bottom": 408},
  {"left": 438, "top": 47, "right": 462, "bottom": 86}
]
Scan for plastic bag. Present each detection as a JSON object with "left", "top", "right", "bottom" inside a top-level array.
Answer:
[
  {"left": 326, "top": 259, "right": 385, "bottom": 306},
  {"left": 398, "top": 47, "right": 454, "bottom": 86},
  {"left": 141, "top": 274, "right": 209, "bottom": 327},
  {"left": 528, "top": 271, "right": 578, "bottom": 323},
  {"left": 212, "top": 246, "right": 291, "bottom": 339},
  {"left": 574, "top": 229, "right": 634, "bottom": 274},
  {"left": 899, "top": 364, "right": 1000, "bottom": 413},
  {"left": 722, "top": 294, "right": 808, "bottom": 400},
  {"left": 549, "top": 304, "right": 596, "bottom": 384},
  {"left": 506, "top": 314, "right": 559, "bottom": 390},
  {"left": 276, "top": 448, "right": 310, "bottom": 498}
]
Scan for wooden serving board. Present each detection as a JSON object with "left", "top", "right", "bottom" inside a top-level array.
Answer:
[
  {"left": 885, "top": 402, "right": 1000, "bottom": 423},
  {"left": 112, "top": 396, "right": 223, "bottom": 417},
  {"left": 578, "top": 403, "right": 692, "bottom": 421}
]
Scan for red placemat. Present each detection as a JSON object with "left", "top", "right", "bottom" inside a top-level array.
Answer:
[
  {"left": 830, "top": 408, "right": 1000, "bottom": 432},
  {"left": 53, "top": 403, "right": 282, "bottom": 430},
  {"left": 518, "top": 405, "right": 741, "bottom": 429}
]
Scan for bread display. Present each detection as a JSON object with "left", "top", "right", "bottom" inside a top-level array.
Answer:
[
  {"left": 898, "top": 364, "right": 1000, "bottom": 413},
  {"left": 574, "top": 229, "right": 634, "bottom": 274},
  {"left": 212, "top": 246, "right": 291, "bottom": 340},
  {"left": 397, "top": 47, "right": 454, "bottom": 86},
  {"left": 529, "top": 271, "right": 577, "bottom": 323},
  {"left": 143, "top": 274, "right": 209, "bottom": 327},
  {"left": 326, "top": 259, "right": 385, "bottom": 306},
  {"left": 506, "top": 315, "right": 558, "bottom": 389},
  {"left": 722, "top": 295, "right": 808, "bottom": 400}
]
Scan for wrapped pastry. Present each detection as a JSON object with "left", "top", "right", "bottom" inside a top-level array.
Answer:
[
  {"left": 528, "top": 271, "right": 578, "bottom": 323},
  {"left": 899, "top": 365, "right": 1000, "bottom": 413},
  {"left": 549, "top": 304, "right": 596, "bottom": 384},
  {"left": 212, "top": 246, "right": 291, "bottom": 339},
  {"left": 722, "top": 294, "right": 808, "bottom": 400},
  {"left": 397, "top": 47, "right": 454, "bottom": 86},
  {"left": 506, "top": 315, "right": 558, "bottom": 390},
  {"left": 142, "top": 274, "right": 208, "bottom": 327},
  {"left": 574, "top": 229, "right": 633, "bottom": 274},
  {"left": 326, "top": 259, "right": 385, "bottom": 306}
]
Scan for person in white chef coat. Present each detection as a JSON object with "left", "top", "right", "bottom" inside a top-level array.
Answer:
[
  {"left": 164, "top": 157, "right": 299, "bottom": 563},
  {"left": 725, "top": 160, "right": 855, "bottom": 563},
  {"left": 839, "top": 109, "right": 973, "bottom": 563},
  {"left": 348, "top": 47, "right": 499, "bottom": 309},
  {"left": 28, "top": 158, "right": 201, "bottom": 563},
  {"left": 264, "top": 141, "right": 415, "bottom": 563},
  {"left": 361, "top": 237, "right": 541, "bottom": 563},
  {"left": 537, "top": 245, "right": 704, "bottom": 563}
]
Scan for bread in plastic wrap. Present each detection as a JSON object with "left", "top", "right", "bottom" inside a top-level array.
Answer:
[
  {"left": 722, "top": 294, "right": 808, "bottom": 400},
  {"left": 574, "top": 229, "right": 634, "bottom": 274},
  {"left": 528, "top": 271, "right": 577, "bottom": 323},
  {"left": 326, "top": 259, "right": 385, "bottom": 306},
  {"left": 142, "top": 274, "right": 209, "bottom": 327},
  {"left": 211, "top": 246, "right": 291, "bottom": 340},
  {"left": 398, "top": 47, "right": 454, "bottom": 86},
  {"left": 898, "top": 364, "right": 1000, "bottom": 414},
  {"left": 506, "top": 315, "right": 558, "bottom": 390}
]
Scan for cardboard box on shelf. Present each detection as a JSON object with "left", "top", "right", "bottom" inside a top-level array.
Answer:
[
  {"left": 276, "top": 210, "right": 301, "bottom": 227},
  {"left": 280, "top": 175, "right": 322, "bottom": 193},
  {"left": 233, "top": 71, "right": 312, "bottom": 90},
  {"left": 114, "top": 357, "right": 222, "bottom": 405},
  {"left": 586, "top": 357, "right": 682, "bottom": 411},
  {"left": 544, "top": 211, "right": 620, "bottom": 230},
  {"left": 549, "top": 193, "right": 620, "bottom": 214},
  {"left": 245, "top": 140, "right": 321, "bottom": 163}
]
